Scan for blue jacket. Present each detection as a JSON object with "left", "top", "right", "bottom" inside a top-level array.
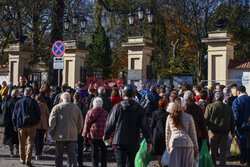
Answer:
[
  {"left": 12, "top": 96, "right": 41, "bottom": 129},
  {"left": 232, "top": 94, "right": 250, "bottom": 133}
]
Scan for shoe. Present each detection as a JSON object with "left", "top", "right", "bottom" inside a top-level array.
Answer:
[
  {"left": 10, "top": 154, "right": 14, "bottom": 158},
  {"left": 237, "top": 160, "right": 246, "bottom": 165},
  {"left": 20, "top": 160, "right": 25, "bottom": 164},
  {"left": 26, "top": 161, "right": 34, "bottom": 167}
]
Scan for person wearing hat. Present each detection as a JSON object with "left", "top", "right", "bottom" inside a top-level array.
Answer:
[
  {"left": 204, "top": 91, "right": 235, "bottom": 167},
  {"left": 232, "top": 85, "right": 250, "bottom": 165},
  {"left": 140, "top": 85, "right": 161, "bottom": 118},
  {"left": 104, "top": 84, "right": 152, "bottom": 166}
]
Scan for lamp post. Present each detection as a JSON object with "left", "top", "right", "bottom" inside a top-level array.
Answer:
[
  {"left": 128, "top": 6, "right": 154, "bottom": 36},
  {"left": 64, "top": 12, "right": 87, "bottom": 40}
]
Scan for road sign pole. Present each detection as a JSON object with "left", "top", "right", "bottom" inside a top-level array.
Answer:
[{"left": 58, "top": 69, "right": 60, "bottom": 86}]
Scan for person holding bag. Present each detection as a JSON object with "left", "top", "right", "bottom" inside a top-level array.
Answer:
[
  {"left": 165, "top": 98, "right": 199, "bottom": 167},
  {"left": 150, "top": 99, "right": 169, "bottom": 167}
]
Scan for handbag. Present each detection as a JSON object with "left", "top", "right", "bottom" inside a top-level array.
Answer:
[{"left": 161, "top": 149, "right": 170, "bottom": 166}]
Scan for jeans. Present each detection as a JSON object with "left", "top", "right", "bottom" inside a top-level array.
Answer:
[
  {"left": 56, "top": 141, "right": 77, "bottom": 167},
  {"left": 90, "top": 139, "right": 107, "bottom": 167},
  {"left": 209, "top": 131, "right": 228, "bottom": 167},
  {"left": 114, "top": 147, "right": 138, "bottom": 167},
  {"left": 34, "top": 129, "right": 46, "bottom": 156}
]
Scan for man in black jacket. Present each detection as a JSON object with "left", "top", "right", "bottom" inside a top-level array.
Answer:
[{"left": 104, "top": 84, "right": 152, "bottom": 167}]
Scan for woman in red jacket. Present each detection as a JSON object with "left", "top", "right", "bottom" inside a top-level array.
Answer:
[{"left": 109, "top": 89, "right": 123, "bottom": 107}]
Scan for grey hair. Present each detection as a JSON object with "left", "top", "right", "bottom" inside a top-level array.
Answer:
[
  {"left": 24, "top": 87, "right": 33, "bottom": 96},
  {"left": 98, "top": 86, "right": 106, "bottom": 95},
  {"left": 214, "top": 92, "right": 224, "bottom": 101},
  {"left": 60, "top": 92, "right": 71, "bottom": 102},
  {"left": 184, "top": 90, "right": 194, "bottom": 100},
  {"left": 11, "top": 89, "right": 19, "bottom": 98},
  {"left": 93, "top": 97, "right": 103, "bottom": 108}
]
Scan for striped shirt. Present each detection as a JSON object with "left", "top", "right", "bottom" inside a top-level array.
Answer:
[{"left": 82, "top": 107, "right": 108, "bottom": 140}]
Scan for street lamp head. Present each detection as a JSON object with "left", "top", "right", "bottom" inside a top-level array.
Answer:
[
  {"left": 137, "top": 6, "right": 144, "bottom": 21},
  {"left": 128, "top": 12, "right": 135, "bottom": 26},
  {"left": 146, "top": 8, "right": 153, "bottom": 24},
  {"left": 80, "top": 15, "right": 87, "bottom": 30},
  {"left": 64, "top": 17, "right": 70, "bottom": 30},
  {"left": 72, "top": 13, "right": 78, "bottom": 26}
]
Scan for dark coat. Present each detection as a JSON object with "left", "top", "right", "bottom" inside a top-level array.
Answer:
[
  {"left": 185, "top": 100, "right": 208, "bottom": 139},
  {"left": 232, "top": 94, "right": 250, "bottom": 133},
  {"left": 3, "top": 97, "right": 19, "bottom": 145},
  {"left": 12, "top": 96, "right": 41, "bottom": 129},
  {"left": 104, "top": 99, "right": 152, "bottom": 148},
  {"left": 150, "top": 108, "right": 169, "bottom": 155}
]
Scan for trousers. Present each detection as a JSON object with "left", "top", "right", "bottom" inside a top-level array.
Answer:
[
  {"left": 55, "top": 141, "right": 77, "bottom": 167},
  {"left": 18, "top": 126, "right": 37, "bottom": 163}
]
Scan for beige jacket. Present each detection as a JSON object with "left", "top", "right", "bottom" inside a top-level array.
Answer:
[
  {"left": 49, "top": 102, "right": 83, "bottom": 141},
  {"left": 36, "top": 102, "right": 50, "bottom": 130},
  {"left": 165, "top": 111, "right": 198, "bottom": 149}
]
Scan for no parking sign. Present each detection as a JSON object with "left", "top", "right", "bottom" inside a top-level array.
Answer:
[{"left": 52, "top": 41, "right": 65, "bottom": 57}]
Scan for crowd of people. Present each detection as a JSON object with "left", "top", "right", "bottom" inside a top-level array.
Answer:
[{"left": 0, "top": 76, "right": 249, "bottom": 167}]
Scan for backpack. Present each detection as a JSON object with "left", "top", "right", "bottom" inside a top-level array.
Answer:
[
  {"left": 155, "top": 111, "right": 168, "bottom": 136},
  {"left": 23, "top": 100, "right": 40, "bottom": 126}
]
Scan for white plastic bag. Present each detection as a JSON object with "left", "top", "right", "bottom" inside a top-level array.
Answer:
[{"left": 193, "top": 156, "right": 199, "bottom": 167}]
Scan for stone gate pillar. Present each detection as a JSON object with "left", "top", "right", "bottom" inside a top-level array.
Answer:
[
  {"left": 202, "top": 30, "right": 236, "bottom": 86},
  {"left": 122, "top": 36, "right": 154, "bottom": 87},
  {"left": 4, "top": 44, "right": 32, "bottom": 85},
  {"left": 62, "top": 40, "right": 88, "bottom": 88}
]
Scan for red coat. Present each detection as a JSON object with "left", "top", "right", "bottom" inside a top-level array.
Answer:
[{"left": 109, "top": 96, "right": 123, "bottom": 107}]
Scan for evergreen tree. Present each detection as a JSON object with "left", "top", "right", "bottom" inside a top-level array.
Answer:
[{"left": 87, "top": 25, "right": 112, "bottom": 79}]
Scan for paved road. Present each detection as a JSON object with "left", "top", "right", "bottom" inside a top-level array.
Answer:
[{"left": 0, "top": 127, "right": 247, "bottom": 167}]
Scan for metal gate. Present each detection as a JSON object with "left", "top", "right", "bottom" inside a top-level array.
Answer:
[
  {"left": 80, "top": 67, "right": 103, "bottom": 83},
  {"left": 23, "top": 67, "right": 42, "bottom": 86}
]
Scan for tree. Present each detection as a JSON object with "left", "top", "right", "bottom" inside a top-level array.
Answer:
[{"left": 87, "top": 25, "right": 112, "bottom": 79}]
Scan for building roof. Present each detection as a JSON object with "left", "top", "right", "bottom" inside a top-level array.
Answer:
[
  {"left": 228, "top": 59, "right": 250, "bottom": 69},
  {"left": 0, "top": 64, "right": 9, "bottom": 73}
]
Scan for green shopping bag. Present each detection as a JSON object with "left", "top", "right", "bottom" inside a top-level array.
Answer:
[
  {"left": 230, "top": 137, "right": 241, "bottom": 156},
  {"left": 134, "top": 139, "right": 152, "bottom": 167},
  {"left": 199, "top": 140, "right": 214, "bottom": 167}
]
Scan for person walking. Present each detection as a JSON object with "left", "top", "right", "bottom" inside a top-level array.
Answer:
[
  {"left": 204, "top": 92, "right": 235, "bottom": 167},
  {"left": 184, "top": 90, "right": 207, "bottom": 149},
  {"left": 2, "top": 89, "right": 20, "bottom": 157},
  {"left": 165, "top": 98, "right": 199, "bottom": 167},
  {"left": 34, "top": 94, "right": 49, "bottom": 160},
  {"left": 49, "top": 92, "right": 83, "bottom": 167},
  {"left": 104, "top": 84, "right": 152, "bottom": 167},
  {"left": 73, "top": 91, "right": 88, "bottom": 167},
  {"left": 12, "top": 87, "right": 41, "bottom": 167},
  {"left": 0, "top": 81, "right": 9, "bottom": 101},
  {"left": 140, "top": 85, "right": 161, "bottom": 118},
  {"left": 150, "top": 99, "right": 169, "bottom": 167},
  {"left": 82, "top": 97, "right": 108, "bottom": 167},
  {"left": 232, "top": 86, "right": 250, "bottom": 165}
]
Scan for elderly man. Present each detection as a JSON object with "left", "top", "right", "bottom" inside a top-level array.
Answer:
[
  {"left": 205, "top": 92, "right": 235, "bottom": 167},
  {"left": 83, "top": 97, "right": 108, "bottom": 167},
  {"left": 184, "top": 90, "right": 207, "bottom": 149},
  {"left": 232, "top": 86, "right": 250, "bottom": 165},
  {"left": 12, "top": 87, "right": 41, "bottom": 167},
  {"left": 18, "top": 76, "right": 28, "bottom": 97},
  {"left": 89, "top": 86, "right": 112, "bottom": 113},
  {"left": 49, "top": 92, "right": 83, "bottom": 167}
]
